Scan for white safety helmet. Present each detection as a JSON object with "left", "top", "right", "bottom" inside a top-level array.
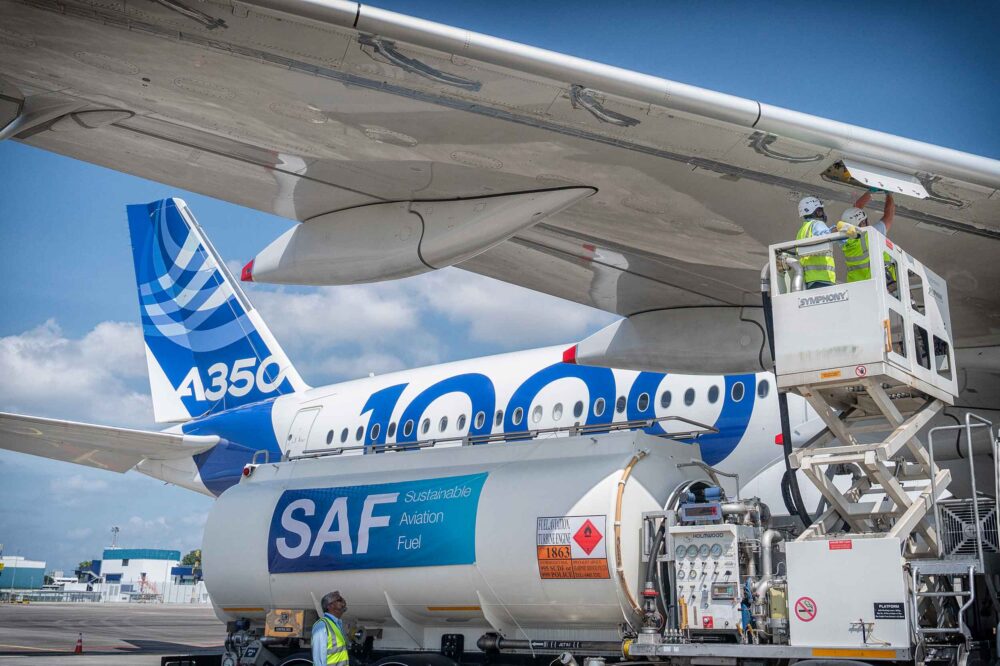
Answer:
[
  {"left": 798, "top": 196, "right": 824, "bottom": 219},
  {"left": 841, "top": 207, "right": 868, "bottom": 226}
]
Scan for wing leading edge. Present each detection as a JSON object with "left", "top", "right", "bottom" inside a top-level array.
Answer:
[{"left": 0, "top": 412, "right": 219, "bottom": 473}]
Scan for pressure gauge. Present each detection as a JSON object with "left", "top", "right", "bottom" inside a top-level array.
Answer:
[
  {"left": 710, "top": 543, "right": 723, "bottom": 557},
  {"left": 676, "top": 569, "right": 687, "bottom": 580},
  {"left": 686, "top": 544, "right": 698, "bottom": 558},
  {"left": 699, "top": 544, "right": 710, "bottom": 558},
  {"left": 675, "top": 545, "right": 687, "bottom": 559}
]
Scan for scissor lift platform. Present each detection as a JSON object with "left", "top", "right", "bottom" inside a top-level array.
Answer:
[{"left": 767, "top": 228, "right": 958, "bottom": 553}]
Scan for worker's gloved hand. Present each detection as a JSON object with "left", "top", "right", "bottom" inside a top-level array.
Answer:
[
  {"left": 868, "top": 186, "right": 883, "bottom": 193},
  {"left": 836, "top": 220, "right": 859, "bottom": 238}
]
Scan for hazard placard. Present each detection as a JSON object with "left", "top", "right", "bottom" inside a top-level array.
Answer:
[
  {"left": 537, "top": 515, "right": 610, "bottom": 579},
  {"left": 794, "top": 596, "right": 818, "bottom": 622}
]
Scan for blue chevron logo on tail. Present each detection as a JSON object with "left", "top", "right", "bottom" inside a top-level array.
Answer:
[{"left": 127, "top": 198, "right": 306, "bottom": 422}]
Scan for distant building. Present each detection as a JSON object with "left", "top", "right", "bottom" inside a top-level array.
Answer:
[
  {"left": 0, "top": 556, "right": 46, "bottom": 590},
  {"left": 74, "top": 547, "right": 208, "bottom": 604}
]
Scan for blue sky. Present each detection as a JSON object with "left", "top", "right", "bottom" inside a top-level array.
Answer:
[{"left": 1, "top": 1, "right": 997, "bottom": 572}]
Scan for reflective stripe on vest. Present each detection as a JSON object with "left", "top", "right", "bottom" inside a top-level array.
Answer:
[
  {"left": 796, "top": 220, "right": 836, "bottom": 284},
  {"left": 844, "top": 233, "right": 897, "bottom": 283},
  {"left": 843, "top": 234, "right": 871, "bottom": 282},
  {"left": 323, "top": 617, "right": 350, "bottom": 666}
]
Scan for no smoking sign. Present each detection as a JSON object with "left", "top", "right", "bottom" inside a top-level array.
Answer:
[{"left": 794, "top": 596, "right": 817, "bottom": 622}]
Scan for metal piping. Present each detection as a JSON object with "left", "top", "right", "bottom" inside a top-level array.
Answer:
[
  {"left": 782, "top": 255, "right": 805, "bottom": 293},
  {"left": 753, "top": 529, "right": 784, "bottom": 598}
]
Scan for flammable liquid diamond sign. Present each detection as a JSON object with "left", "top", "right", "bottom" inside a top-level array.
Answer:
[{"left": 536, "top": 515, "right": 609, "bottom": 579}]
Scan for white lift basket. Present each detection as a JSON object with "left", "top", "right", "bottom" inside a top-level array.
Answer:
[{"left": 768, "top": 226, "right": 957, "bottom": 403}]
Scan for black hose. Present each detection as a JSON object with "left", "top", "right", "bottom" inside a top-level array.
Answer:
[
  {"left": 645, "top": 522, "right": 666, "bottom": 588},
  {"left": 761, "top": 284, "right": 813, "bottom": 529}
]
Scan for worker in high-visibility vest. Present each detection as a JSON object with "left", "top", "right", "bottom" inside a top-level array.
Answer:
[
  {"left": 795, "top": 196, "right": 842, "bottom": 289},
  {"left": 841, "top": 189, "right": 896, "bottom": 285},
  {"left": 312, "top": 590, "right": 350, "bottom": 665}
]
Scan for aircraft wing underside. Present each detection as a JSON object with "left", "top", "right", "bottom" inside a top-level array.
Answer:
[
  {"left": 2, "top": 0, "right": 999, "bottom": 345},
  {"left": 0, "top": 412, "right": 219, "bottom": 473}
]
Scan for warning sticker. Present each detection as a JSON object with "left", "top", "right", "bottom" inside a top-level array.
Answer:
[
  {"left": 537, "top": 515, "right": 610, "bottom": 579},
  {"left": 794, "top": 596, "right": 818, "bottom": 622}
]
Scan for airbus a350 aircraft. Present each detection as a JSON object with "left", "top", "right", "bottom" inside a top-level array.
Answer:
[
  {"left": 0, "top": 0, "right": 997, "bottom": 515},
  {"left": 0, "top": 197, "right": 793, "bottom": 499}
]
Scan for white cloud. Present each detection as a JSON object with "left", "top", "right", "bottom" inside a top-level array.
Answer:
[
  {"left": 0, "top": 320, "right": 152, "bottom": 427},
  {"left": 411, "top": 269, "right": 618, "bottom": 347},
  {"left": 52, "top": 474, "right": 109, "bottom": 493}
]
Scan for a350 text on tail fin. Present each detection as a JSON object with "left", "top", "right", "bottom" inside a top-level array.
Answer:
[{"left": 127, "top": 198, "right": 305, "bottom": 422}]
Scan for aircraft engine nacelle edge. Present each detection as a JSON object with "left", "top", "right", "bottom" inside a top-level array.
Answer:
[
  {"left": 245, "top": 187, "right": 595, "bottom": 285},
  {"left": 569, "top": 307, "right": 771, "bottom": 375}
]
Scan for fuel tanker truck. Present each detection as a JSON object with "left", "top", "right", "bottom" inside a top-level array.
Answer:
[
  {"left": 203, "top": 429, "right": 730, "bottom": 666},
  {"left": 198, "top": 411, "right": 1000, "bottom": 666}
]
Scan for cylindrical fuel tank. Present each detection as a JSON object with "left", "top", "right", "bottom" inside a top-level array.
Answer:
[{"left": 203, "top": 431, "right": 706, "bottom": 636}]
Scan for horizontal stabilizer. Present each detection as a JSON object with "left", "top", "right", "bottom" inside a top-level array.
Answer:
[{"left": 0, "top": 412, "right": 219, "bottom": 473}]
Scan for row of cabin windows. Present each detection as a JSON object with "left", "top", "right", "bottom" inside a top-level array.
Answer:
[{"left": 322, "top": 379, "right": 770, "bottom": 445}]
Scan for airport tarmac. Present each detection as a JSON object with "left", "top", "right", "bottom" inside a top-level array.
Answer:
[{"left": 0, "top": 602, "right": 224, "bottom": 664}]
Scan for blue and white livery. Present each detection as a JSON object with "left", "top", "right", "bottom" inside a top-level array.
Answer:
[{"left": 1, "top": 198, "right": 799, "bottom": 502}]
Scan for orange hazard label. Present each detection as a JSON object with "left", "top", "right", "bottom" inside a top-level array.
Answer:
[{"left": 536, "top": 515, "right": 610, "bottom": 580}]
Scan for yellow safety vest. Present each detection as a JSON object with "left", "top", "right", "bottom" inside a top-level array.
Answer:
[
  {"left": 322, "top": 617, "right": 350, "bottom": 666},
  {"left": 843, "top": 231, "right": 896, "bottom": 283},
  {"left": 796, "top": 220, "right": 836, "bottom": 285}
]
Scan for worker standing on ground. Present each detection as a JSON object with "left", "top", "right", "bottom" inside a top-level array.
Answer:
[
  {"left": 840, "top": 189, "right": 897, "bottom": 286},
  {"left": 312, "top": 590, "right": 350, "bottom": 665},
  {"left": 795, "top": 196, "right": 839, "bottom": 289}
]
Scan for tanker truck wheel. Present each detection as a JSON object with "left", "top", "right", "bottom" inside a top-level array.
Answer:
[
  {"left": 276, "top": 652, "right": 313, "bottom": 665},
  {"left": 370, "top": 653, "right": 460, "bottom": 666}
]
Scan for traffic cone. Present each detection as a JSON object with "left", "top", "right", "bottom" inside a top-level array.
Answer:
[{"left": 74, "top": 632, "right": 83, "bottom": 654}]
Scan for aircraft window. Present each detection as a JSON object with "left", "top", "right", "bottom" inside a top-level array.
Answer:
[
  {"left": 683, "top": 388, "right": 695, "bottom": 406},
  {"left": 439, "top": 416, "right": 448, "bottom": 432},
  {"left": 660, "top": 391, "right": 672, "bottom": 408},
  {"left": 708, "top": 386, "right": 719, "bottom": 404},
  {"left": 637, "top": 392, "right": 649, "bottom": 412},
  {"left": 553, "top": 403, "right": 563, "bottom": 421},
  {"left": 573, "top": 401, "right": 584, "bottom": 418},
  {"left": 594, "top": 398, "right": 605, "bottom": 417},
  {"left": 403, "top": 420, "right": 414, "bottom": 437},
  {"left": 370, "top": 423, "right": 381, "bottom": 441},
  {"left": 355, "top": 426, "right": 364, "bottom": 442},
  {"left": 757, "top": 379, "right": 770, "bottom": 398},
  {"left": 340, "top": 428, "right": 348, "bottom": 443},
  {"left": 387, "top": 422, "right": 397, "bottom": 438},
  {"left": 512, "top": 407, "right": 524, "bottom": 426},
  {"left": 474, "top": 411, "right": 486, "bottom": 429},
  {"left": 495, "top": 409, "right": 504, "bottom": 426},
  {"left": 532, "top": 405, "right": 543, "bottom": 424},
  {"left": 731, "top": 382, "right": 745, "bottom": 402},
  {"left": 326, "top": 429, "right": 334, "bottom": 445},
  {"left": 615, "top": 396, "right": 626, "bottom": 414},
  {"left": 421, "top": 418, "right": 430, "bottom": 435},
  {"left": 457, "top": 414, "right": 467, "bottom": 431}
]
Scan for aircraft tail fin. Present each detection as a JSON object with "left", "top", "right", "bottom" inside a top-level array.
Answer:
[{"left": 127, "top": 198, "right": 307, "bottom": 423}]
